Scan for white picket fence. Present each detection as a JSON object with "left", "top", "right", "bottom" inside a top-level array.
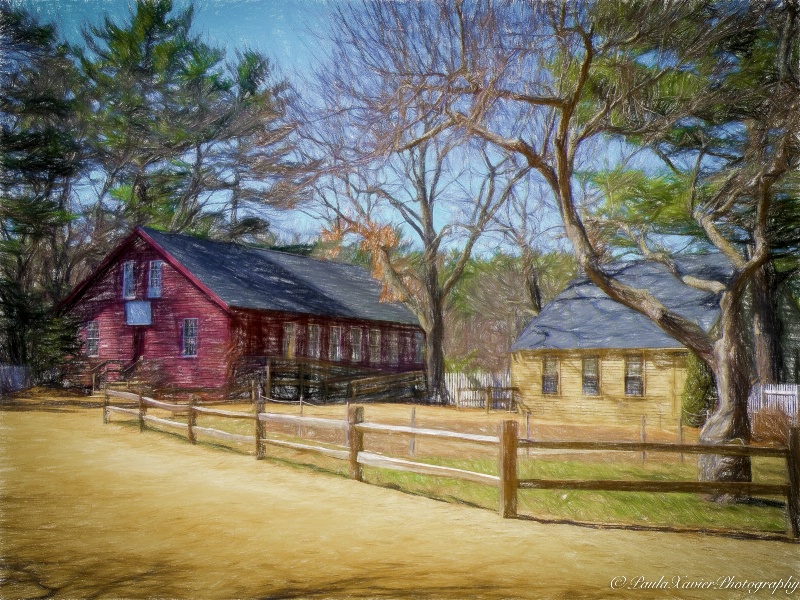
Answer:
[
  {"left": 444, "top": 371, "right": 511, "bottom": 408},
  {"left": 748, "top": 384, "right": 799, "bottom": 425},
  {"left": 0, "top": 364, "right": 31, "bottom": 396}
]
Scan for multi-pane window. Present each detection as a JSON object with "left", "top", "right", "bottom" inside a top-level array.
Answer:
[
  {"left": 182, "top": 318, "right": 198, "bottom": 357},
  {"left": 351, "top": 328, "right": 362, "bottom": 362},
  {"left": 388, "top": 331, "right": 399, "bottom": 366},
  {"left": 122, "top": 261, "right": 135, "bottom": 299},
  {"left": 369, "top": 329, "right": 381, "bottom": 364},
  {"left": 582, "top": 356, "right": 600, "bottom": 395},
  {"left": 86, "top": 321, "right": 99, "bottom": 357},
  {"left": 542, "top": 355, "right": 559, "bottom": 395},
  {"left": 329, "top": 326, "right": 342, "bottom": 361},
  {"left": 414, "top": 332, "right": 424, "bottom": 364},
  {"left": 625, "top": 355, "right": 644, "bottom": 396},
  {"left": 148, "top": 260, "right": 163, "bottom": 298},
  {"left": 308, "top": 324, "right": 320, "bottom": 359},
  {"left": 283, "top": 322, "right": 296, "bottom": 357}
]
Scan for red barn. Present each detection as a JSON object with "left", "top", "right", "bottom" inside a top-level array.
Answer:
[{"left": 62, "top": 227, "right": 425, "bottom": 396}]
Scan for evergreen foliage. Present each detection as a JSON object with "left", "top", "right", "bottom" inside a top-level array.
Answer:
[
  {"left": 682, "top": 352, "right": 718, "bottom": 428},
  {"left": 0, "top": 1, "right": 306, "bottom": 379}
]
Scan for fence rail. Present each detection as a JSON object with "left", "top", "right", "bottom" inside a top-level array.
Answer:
[{"left": 102, "top": 389, "right": 800, "bottom": 539}]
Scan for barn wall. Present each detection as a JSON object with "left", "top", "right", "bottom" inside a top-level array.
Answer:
[
  {"left": 230, "top": 309, "right": 425, "bottom": 373},
  {"left": 69, "top": 237, "right": 232, "bottom": 389},
  {"left": 511, "top": 349, "right": 689, "bottom": 425}
]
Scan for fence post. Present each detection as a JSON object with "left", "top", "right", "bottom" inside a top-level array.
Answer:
[
  {"left": 678, "top": 415, "right": 684, "bottom": 464},
  {"left": 348, "top": 405, "right": 364, "bottom": 482},
  {"left": 138, "top": 390, "right": 146, "bottom": 432},
  {"left": 186, "top": 394, "right": 197, "bottom": 444},
  {"left": 265, "top": 359, "right": 272, "bottom": 402},
  {"left": 526, "top": 411, "right": 531, "bottom": 457},
  {"left": 102, "top": 389, "right": 109, "bottom": 424},
  {"left": 298, "top": 397, "right": 304, "bottom": 438},
  {"left": 641, "top": 415, "right": 647, "bottom": 463},
  {"left": 499, "top": 420, "right": 518, "bottom": 518},
  {"left": 300, "top": 363, "right": 307, "bottom": 405},
  {"left": 485, "top": 387, "right": 492, "bottom": 414},
  {"left": 410, "top": 406, "right": 416, "bottom": 456},
  {"left": 255, "top": 388, "right": 265, "bottom": 459},
  {"left": 787, "top": 426, "right": 800, "bottom": 538},
  {"left": 345, "top": 401, "right": 351, "bottom": 445}
]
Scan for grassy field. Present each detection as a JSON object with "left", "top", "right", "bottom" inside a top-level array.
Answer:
[
  {"left": 106, "top": 395, "right": 793, "bottom": 535},
  {"left": 0, "top": 398, "right": 800, "bottom": 600},
  {"left": 2, "top": 394, "right": 799, "bottom": 599}
]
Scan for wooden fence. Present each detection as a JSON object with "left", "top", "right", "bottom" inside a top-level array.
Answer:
[
  {"left": 103, "top": 389, "right": 800, "bottom": 539},
  {"left": 445, "top": 371, "right": 515, "bottom": 410},
  {"left": 750, "top": 384, "right": 800, "bottom": 426}
]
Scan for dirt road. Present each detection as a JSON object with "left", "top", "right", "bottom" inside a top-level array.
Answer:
[{"left": 1, "top": 404, "right": 798, "bottom": 599}]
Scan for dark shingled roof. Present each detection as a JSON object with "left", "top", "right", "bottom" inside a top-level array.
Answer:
[
  {"left": 512, "top": 254, "right": 733, "bottom": 351},
  {"left": 143, "top": 228, "right": 419, "bottom": 326}
]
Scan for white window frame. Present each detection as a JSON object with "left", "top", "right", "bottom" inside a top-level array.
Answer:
[
  {"left": 182, "top": 318, "right": 198, "bottom": 357},
  {"left": 329, "top": 326, "right": 342, "bottom": 362},
  {"left": 582, "top": 355, "right": 600, "bottom": 396},
  {"left": 122, "top": 261, "right": 135, "bottom": 299},
  {"left": 625, "top": 355, "right": 644, "bottom": 397},
  {"left": 283, "top": 322, "right": 296, "bottom": 358},
  {"left": 542, "top": 355, "right": 559, "bottom": 395},
  {"left": 369, "top": 329, "right": 381, "bottom": 364},
  {"left": 414, "top": 332, "right": 424, "bottom": 364},
  {"left": 308, "top": 324, "right": 320, "bottom": 359},
  {"left": 351, "top": 328, "right": 362, "bottom": 362},
  {"left": 388, "top": 331, "right": 399, "bottom": 366},
  {"left": 148, "top": 260, "right": 163, "bottom": 298},
  {"left": 86, "top": 321, "right": 99, "bottom": 357}
]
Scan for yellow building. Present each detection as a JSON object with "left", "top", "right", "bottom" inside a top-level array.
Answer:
[{"left": 511, "top": 256, "right": 731, "bottom": 425}]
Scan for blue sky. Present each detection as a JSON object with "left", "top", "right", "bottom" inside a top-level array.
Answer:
[
  {"left": 21, "top": 0, "right": 332, "bottom": 78},
  {"left": 19, "top": 0, "right": 337, "bottom": 241},
  {"left": 16, "top": 0, "right": 572, "bottom": 252}
]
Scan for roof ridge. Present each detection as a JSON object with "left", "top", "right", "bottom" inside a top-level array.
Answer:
[
  {"left": 138, "top": 227, "right": 418, "bottom": 325},
  {"left": 141, "top": 227, "right": 366, "bottom": 271}
]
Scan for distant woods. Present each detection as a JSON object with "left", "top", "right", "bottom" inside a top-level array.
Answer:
[
  {"left": 3, "top": 0, "right": 798, "bottom": 433},
  {"left": 0, "top": 1, "right": 307, "bottom": 374}
]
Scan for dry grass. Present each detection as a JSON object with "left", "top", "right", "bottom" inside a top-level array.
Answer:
[
  {"left": 2, "top": 394, "right": 798, "bottom": 599},
  {"left": 752, "top": 408, "right": 795, "bottom": 446}
]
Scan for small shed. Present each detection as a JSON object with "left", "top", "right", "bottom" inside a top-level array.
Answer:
[{"left": 510, "top": 255, "right": 733, "bottom": 424}]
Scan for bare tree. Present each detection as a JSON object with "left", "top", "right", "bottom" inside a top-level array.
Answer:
[
  {"left": 305, "top": 4, "right": 537, "bottom": 403},
  {"left": 325, "top": 1, "right": 800, "bottom": 483},
  {"left": 309, "top": 117, "right": 528, "bottom": 402}
]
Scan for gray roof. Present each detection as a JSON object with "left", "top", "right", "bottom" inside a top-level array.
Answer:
[
  {"left": 143, "top": 228, "right": 419, "bottom": 326},
  {"left": 512, "top": 254, "right": 733, "bottom": 351}
]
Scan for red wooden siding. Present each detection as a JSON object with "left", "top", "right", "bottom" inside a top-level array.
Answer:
[
  {"left": 68, "top": 232, "right": 425, "bottom": 391},
  {"left": 70, "top": 237, "right": 232, "bottom": 388},
  {"left": 230, "top": 309, "right": 424, "bottom": 372}
]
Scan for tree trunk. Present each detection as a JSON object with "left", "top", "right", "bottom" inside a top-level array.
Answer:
[
  {"left": 425, "top": 301, "right": 448, "bottom": 405},
  {"left": 699, "top": 303, "right": 752, "bottom": 492},
  {"left": 752, "top": 261, "right": 783, "bottom": 385},
  {"left": 521, "top": 247, "right": 542, "bottom": 314}
]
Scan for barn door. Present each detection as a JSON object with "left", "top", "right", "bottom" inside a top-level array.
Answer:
[{"left": 132, "top": 329, "right": 145, "bottom": 361}]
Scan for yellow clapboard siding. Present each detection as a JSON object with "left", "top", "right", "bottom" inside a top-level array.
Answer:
[{"left": 511, "top": 349, "right": 689, "bottom": 425}]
